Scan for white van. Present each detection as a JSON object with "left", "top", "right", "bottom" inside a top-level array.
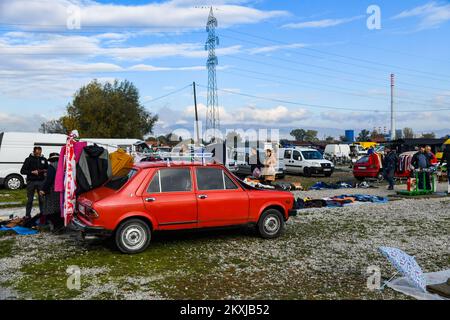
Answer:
[
  {"left": 281, "top": 147, "right": 334, "bottom": 177},
  {"left": 0, "top": 132, "right": 139, "bottom": 189},
  {"left": 324, "top": 144, "right": 351, "bottom": 159}
]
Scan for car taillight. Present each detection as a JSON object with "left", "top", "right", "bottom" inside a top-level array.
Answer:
[{"left": 87, "top": 208, "right": 99, "bottom": 219}]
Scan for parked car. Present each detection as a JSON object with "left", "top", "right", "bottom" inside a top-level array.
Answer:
[
  {"left": 281, "top": 147, "right": 334, "bottom": 177},
  {"left": 324, "top": 144, "right": 350, "bottom": 159},
  {"left": 352, "top": 153, "right": 383, "bottom": 181},
  {"left": 71, "top": 161, "right": 297, "bottom": 254},
  {"left": 0, "top": 131, "right": 139, "bottom": 190}
]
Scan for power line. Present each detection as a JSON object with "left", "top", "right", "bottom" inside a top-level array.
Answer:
[
  {"left": 222, "top": 35, "right": 448, "bottom": 95},
  {"left": 219, "top": 68, "right": 447, "bottom": 109},
  {"left": 196, "top": 84, "right": 450, "bottom": 113},
  {"left": 222, "top": 54, "right": 450, "bottom": 99},
  {"left": 141, "top": 84, "right": 192, "bottom": 105},
  {"left": 222, "top": 29, "right": 450, "bottom": 81}
]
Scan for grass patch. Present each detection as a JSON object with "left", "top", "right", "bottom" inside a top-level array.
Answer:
[
  {"left": 0, "top": 188, "right": 28, "bottom": 207},
  {"left": 0, "top": 238, "right": 15, "bottom": 258}
]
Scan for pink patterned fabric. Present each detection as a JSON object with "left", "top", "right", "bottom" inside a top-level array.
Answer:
[
  {"left": 54, "top": 141, "right": 87, "bottom": 193},
  {"left": 63, "top": 134, "right": 77, "bottom": 226}
]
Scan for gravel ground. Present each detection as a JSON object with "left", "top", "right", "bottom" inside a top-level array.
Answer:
[{"left": 0, "top": 182, "right": 449, "bottom": 300}]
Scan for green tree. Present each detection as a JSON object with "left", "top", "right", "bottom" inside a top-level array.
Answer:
[
  {"left": 421, "top": 132, "right": 436, "bottom": 139},
  {"left": 325, "top": 136, "right": 335, "bottom": 143},
  {"left": 403, "top": 127, "right": 414, "bottom": 139},
  {"left": 61, "top": 79, "right": 158, "bottom": 138},
  {"left": 290, "top": 129, "right": 318, "bottom": 141},
  {"left": 339, "top": 135, "right": 347, "bottom": 142},
  {"left": 357, "top": 129, "right": 371, "bottom": 142}
]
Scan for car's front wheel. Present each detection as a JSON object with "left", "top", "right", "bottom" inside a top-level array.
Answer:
[
  {"left": 115, "top": 219, "right": 151, "bottom": 254},
  {"left": 257, "top": 209, "right": 285, "bottom": 239}
]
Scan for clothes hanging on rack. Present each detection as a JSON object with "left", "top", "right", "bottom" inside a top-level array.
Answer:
[
  {"left": 62, "top": 132, "right": 79, "bottom": 226},
  {"left": 55, "top": 141, "right": 87, "bottom": 192},
  {"left": 77, "top": 144, "right": 112, "bottom": 194},
  {"left": 110, "top": 148, "right": 134, "bottom": 177}
]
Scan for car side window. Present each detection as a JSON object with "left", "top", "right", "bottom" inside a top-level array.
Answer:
[
  {"left": 147, "top": 171, "right": 160, "bottom": 193},
  {"left": 224, "top": 173, "right": 239, "bottom": 190},
  {"left": 293, "top": 150, "right": 302, "bottom": 161},
  {"left": 147, "top": 168, "right": 192, "bottom": 193},
  {"left": 196, "top": 168, "right": 238, "bottom": 190},
  {"left": 284, "top": 150, "right": 292, "bottom": 159}
]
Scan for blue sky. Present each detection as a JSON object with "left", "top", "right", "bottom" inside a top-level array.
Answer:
[{"left": 0, "top": 0, "right": 449, "bottom": 138}]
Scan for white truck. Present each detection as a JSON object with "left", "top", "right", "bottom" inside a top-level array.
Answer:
[
  {"left": 281, "top": 147, "right": 334, "bottom": 177},
  {"left": 0, "top": 132, "right": 139, "bottom": 189}
]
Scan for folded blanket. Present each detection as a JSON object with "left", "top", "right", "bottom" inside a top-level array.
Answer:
[{"left": 0, "top": 226, "right": 38, "bottom": 235}]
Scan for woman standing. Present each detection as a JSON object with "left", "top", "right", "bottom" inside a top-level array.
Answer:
[
  {"left": 262, "top": 149, "right": 277, "bottom": 183},
  {"left": 40, "top": 152, "right": 64, "bottom": 231}
]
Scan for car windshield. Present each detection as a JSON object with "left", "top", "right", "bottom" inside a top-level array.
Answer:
[
  {"left": 301, "top": 151, "right": 323, "bottom": 160},
  {"left": 356, "top": 156, "right": 370, "bottom": 164},
  {"left": 104, "top": 169, "right": 137, "bottom": 190}
]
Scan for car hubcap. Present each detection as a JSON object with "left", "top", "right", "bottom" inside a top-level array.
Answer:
[
  {"left": 121, "top": 225, "right": 147, "bottom": 251},
  {"left": 8, "top": 178, "right": 21, "bottom": 190},
  {"left": 264, "top": 216, "right": 280, "bottom": 235}
]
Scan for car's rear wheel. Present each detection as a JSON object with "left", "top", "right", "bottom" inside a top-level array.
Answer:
[
  {"left": 115, "top": 219, "right": 151, "bottom": 254},
  {"left": 257, "top": 209, "right": 285, "bottom": 239},
  {"left": 324, "top": 172, "right": 332, "bottom": 177},
  {"left": 4, "top": 174, "right": 24, "bottom": 190}
]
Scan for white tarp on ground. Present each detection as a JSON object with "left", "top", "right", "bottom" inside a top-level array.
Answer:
[{"left": 387, "top": 269, "right": 450, "bottom": 300}]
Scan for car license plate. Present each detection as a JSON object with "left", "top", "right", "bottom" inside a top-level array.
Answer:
[
  {"left": 359, "top": 166, "right": 367, "bottom": 169},
  {"left": 324, "top": 168, "right": 331, "bottom": 171}
]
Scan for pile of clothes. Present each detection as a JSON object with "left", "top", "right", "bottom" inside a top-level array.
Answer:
[
  {"left": 308, "top": 181, "right": 354, "bottom": 190},
  {"left": 242, "top": 177, "right": 304, "bottom": 191},
  {"left": 308, "top": 180, "right": 379, "bottom": 190},
  {"left": 0, "top": 215, "right": 39, "bottom": 235},
  {"left": 294, "top": 194, "right": 388, "bottom": 209}
]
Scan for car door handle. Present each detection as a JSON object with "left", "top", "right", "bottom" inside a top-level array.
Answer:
[
  {"left": 145, "top": 197, "right": 156, "bottom": 202},
  {"left": 198, "top": 194, "right": 208, "bottom": 199}
]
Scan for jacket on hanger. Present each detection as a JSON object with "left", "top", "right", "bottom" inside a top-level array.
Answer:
[{"left": 77, "top": 145, "right": 112, "bottom": 194}]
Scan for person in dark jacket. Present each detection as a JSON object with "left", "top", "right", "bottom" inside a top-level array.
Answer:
[
  {"left": 382, "top": 146, "right": 398, "bottom": 190},
  {"left": 411, "top": 145, "right": 431, "bottom": 190},
  {"left": 439, "top": 144, "right": 450, "bottom": 194},
  {"left": 39, "top": 153, "right": 63, "bottom": 230},
  {"left": 20, "top": 146, "right": 48, "bottom": 217}
]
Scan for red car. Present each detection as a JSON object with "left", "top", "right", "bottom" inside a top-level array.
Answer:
[
  {"left": 71, "top": 162, "right": 297, "bottom": 254},
  {"left": 353, "top": 153, "right": 383, "bottom": 181}
]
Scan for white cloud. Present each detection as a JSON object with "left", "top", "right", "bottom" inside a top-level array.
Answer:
[
  {"left": 282, "top": 15, "right": 364, "bottom": 29},
  {"left": 0, "top": 0, "right": 287, "bottom": 31},
  {"left": 248, "top": 43, "right": 307, "bottom": 54},
  {"left": 392, "top": 2, "right": 450, "bottom": 29},
  {"left": 0, "top": 112, "right": 48, "bottom": 132},
  {"left": 183, "top": 103, "right": 309, "bottom": 125}
]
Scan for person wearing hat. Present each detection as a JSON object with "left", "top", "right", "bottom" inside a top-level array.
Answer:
[{"left": 39, "top": 152, "right": 63, "bottom": 230}]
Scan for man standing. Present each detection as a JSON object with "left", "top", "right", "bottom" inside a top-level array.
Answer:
[
  {"left": 20, "top": 146, "right": 48, "bottom": 218},
  {"left": 411, "top": 145, "right": 431, "bottom": 190},
  {"left": 383, "top": 146, "right": 398, "bottom": 190},
  {"left": 425, "top": 145, "right": 438, "bottom": 165}
]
